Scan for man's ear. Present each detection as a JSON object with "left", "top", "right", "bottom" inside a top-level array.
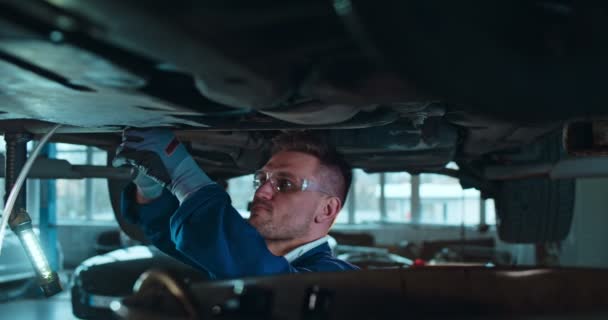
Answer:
[{"left": 315, "top": 197, "right": 342, "bottom": 224}]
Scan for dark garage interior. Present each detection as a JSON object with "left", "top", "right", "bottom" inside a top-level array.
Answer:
[{"left": 0, "top": 1, "right": 608, "bottom": 319}]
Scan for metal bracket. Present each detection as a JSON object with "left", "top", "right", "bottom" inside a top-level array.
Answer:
[{"left": 0, "top": 154, "right": 132, "bottom": 179}]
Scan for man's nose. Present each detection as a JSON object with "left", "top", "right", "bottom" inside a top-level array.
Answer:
[{"left": 254, "top": 180, "right": 274, "bottom": 200}]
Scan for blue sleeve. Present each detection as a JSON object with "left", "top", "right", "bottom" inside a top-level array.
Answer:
[
  {"left": 123, "top": 183, "right": 355, "bottom": 279},
  {"left": 121, "top": 183, "right": 210, "bottom": 274},
  {"left": 169, "top": 184, "right": 295, "bottom": 279}
]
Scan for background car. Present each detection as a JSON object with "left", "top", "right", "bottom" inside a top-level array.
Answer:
[{"left": 70, "top": 245, "right": 206, "bottom": 319}]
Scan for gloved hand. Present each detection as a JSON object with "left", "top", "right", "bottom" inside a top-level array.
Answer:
[
  {"left": 133, "top": 171, "right": 164, "bottom": 199},
  {"left": 114, "top": 128, "right": 213, "bottom": 203},
  {"left": 113, "top": 149, "right": 163, "bottom": 200}
]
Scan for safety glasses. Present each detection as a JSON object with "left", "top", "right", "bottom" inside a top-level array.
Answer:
[{"left": 253, "top": 170, "right": 333, "bottom": 195}]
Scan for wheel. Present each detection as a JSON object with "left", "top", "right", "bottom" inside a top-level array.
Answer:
[{"left": 494, "top": 177, "right": 575, "bottom": 243}]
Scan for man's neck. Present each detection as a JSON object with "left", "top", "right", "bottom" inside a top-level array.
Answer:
[{"left": 266, "top": 235, "right": 324, "bottom": 256}]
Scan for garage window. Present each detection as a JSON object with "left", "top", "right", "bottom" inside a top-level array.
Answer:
[
  {"left": 54, "top": 144, "right": 114, "bottom": 222},
  {"left": 227, "top": 167, "right": 496, "bottom": 226},
  {"left": 0, "top": 142, "right": 115, "bottom": 224}
]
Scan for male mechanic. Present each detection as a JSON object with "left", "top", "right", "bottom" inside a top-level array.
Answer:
[{"left": 116, "top": 129, "right": 358, "bottom": 280}]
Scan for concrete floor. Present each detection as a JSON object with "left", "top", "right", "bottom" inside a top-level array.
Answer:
[
  {"left": 0, "top": 271, "right": 81, "bottom": 320},
  {"left": 0, "top": 290, "right": 79, "bottom": 320}
]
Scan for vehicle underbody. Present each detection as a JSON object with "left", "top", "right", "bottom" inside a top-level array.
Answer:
[{"left": 2, "top": 0, "right": 602, "bottom": 174}]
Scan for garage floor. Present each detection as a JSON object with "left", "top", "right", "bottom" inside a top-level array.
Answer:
[
  {"left": 0, "top": 271, "right": 79, "bottom": 320},
  {"left": 0, "top": 290, "right": 78, "bottom": 320}
]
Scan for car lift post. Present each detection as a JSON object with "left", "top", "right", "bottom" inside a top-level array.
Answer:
[
  {"left": 39, "top": 143, "right": 59, "bottom": 271},
  {"left": 4, "top": 133, "right": 29, "bottom": 215}
]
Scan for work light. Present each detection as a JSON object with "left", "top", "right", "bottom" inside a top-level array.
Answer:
[{"left": 9, "top": 208, "right": 62, "bottom": 297}]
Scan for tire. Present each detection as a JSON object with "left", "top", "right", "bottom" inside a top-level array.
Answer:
[
  {"left": 71, "top": 285, "right": 117, "bottom": 320},
  {"left": 494, "top": 177, "right": 575, "bottom": 243}
]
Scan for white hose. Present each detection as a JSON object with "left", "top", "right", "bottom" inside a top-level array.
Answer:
[{"left": 0, "top": 124, "right": 62, "bottom": 254}]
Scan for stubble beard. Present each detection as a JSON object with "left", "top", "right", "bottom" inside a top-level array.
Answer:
[
  {"left": 249, "top": 207, "right": 311, "bottom": 241},
  {"left": 249, "top": 210, "right": 275, "bottom": 238}
]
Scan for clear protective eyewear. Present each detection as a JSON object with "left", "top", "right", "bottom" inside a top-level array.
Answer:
[{"left": 253, "top": 170, "right": 333, "bottom": 195}]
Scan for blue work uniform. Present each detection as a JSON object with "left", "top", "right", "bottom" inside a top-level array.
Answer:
[{"left": 121, "top": 183, "right": 359, "bottom": 280}]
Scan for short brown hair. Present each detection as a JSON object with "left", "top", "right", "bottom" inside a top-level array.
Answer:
[{"left": 271, "top": 131, "right": 352, "bottom": 205}]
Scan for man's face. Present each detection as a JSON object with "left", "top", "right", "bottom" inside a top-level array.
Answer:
[{"left": 249, "top": 151, "right": 326, "bottom": 241}]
